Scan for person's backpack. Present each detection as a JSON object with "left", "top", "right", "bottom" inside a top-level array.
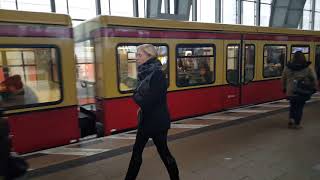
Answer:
[{"left": 293, "top": 78, "right": 316, "bottom": 97}]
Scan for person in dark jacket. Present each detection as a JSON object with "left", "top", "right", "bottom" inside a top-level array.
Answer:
[
  {"left": 0, "top": 109, "right": 10, "bottom": 180},
  {"left": 282, "top": 51, "right": 318, "bottom": 129},
  {"left": 124, "top": 44, "right": 179, "bottom": 180},
  {"left": 198, "top": 62, "right": 212, "bottom": 84},
  {"left": 0, "top": 75, "right": 38, "bottom": 107}
]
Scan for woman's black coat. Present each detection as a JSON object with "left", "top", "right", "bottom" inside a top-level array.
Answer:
[{"left": 133, "top": 58, "right": 170, "bottom": 136}]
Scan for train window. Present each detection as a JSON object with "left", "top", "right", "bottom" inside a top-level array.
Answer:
[
  {"left": 316, "top": 45, "right": 320, "bottom": 79},
  {"left": 117, "top": 44, "right": 168, "bottom": 93},
  {"left": 176, "top": 45, "right": 215, "bottom": 87},
  {"left": 75, "top": 40, "right": 95, "bottom": 105},
  {"left": 244, "top": 45, "right": 255, "bottom": 83},
  {"left": 0, "top": 47, "right": 61, "bottom": 109},
  {"left": 263, "top": 45, "right": 286, "bottom": 78},
  {"left": 290, "top": 46, "right": 310, "bottom": 62},
  {"left": 226, "top": 45, "right": 239, "bottom": 85}
]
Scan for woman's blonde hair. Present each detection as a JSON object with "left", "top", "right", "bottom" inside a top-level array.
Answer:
[{"left": 137, "top": 44, "right": 158, "bottom": 58}]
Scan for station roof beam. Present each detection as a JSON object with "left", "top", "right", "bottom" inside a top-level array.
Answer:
[{"left": 269, "top": 0, "right": 307, "bottom": 28}]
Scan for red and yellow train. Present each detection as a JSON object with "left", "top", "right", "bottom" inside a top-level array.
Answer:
[{"left": 0, "top": 9, "right": 319, "bottom": 153}]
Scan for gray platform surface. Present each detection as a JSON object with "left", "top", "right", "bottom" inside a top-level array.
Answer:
[{"left": 25, "top": 100, "right": 320, "bottom": 180}]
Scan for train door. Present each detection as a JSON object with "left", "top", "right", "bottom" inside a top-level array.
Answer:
[
  {"left": 224, "top": 40, "right": 259, "bottom": 107},
  {"left": 223, "top": 40, "right": 241, "bottom": 108},
  {"left": 75, "top": 40, "right": 99, "bottom": 137},
  {"left": 240, "top": 43, "right": 257, "bottom": 105},
  {"left": 75, "top": 40, "right": 96, "bottom": 106}
]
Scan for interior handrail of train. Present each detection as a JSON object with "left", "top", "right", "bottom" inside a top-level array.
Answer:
[{"left": 1, "top": 9, "right": 319, "bottom": 154}]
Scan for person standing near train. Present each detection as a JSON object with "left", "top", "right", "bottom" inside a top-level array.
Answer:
[
  {"left": 0, "top": 109, "right": 10, "bottom": 180},
  {"left": 124, "top": 44, "right": 180, "bottom": 180},
  {"left": 282, "top": 51, "right": 318, "bottom": 129},
  {"left": 0, "top": 109, "right": 28, "bottom": 180}
]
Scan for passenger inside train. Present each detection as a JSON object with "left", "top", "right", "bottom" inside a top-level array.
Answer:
[
  {"left": 177, "top": 50, "right": 213, "bottom": 86},
  {"left": 0, "top": 75, "right": 38, "bottom": 107},
  {"left": 198, "top": 62, "right": 212, "bottom": 84},
  {"left": 264, "top": 47, "right": 285, "bottom": 77}
]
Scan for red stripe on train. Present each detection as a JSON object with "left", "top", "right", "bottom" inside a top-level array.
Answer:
[
  {"left": 0, "top": 25, "right": 73, "bottom": 38},
  {"left": 91, "top": 27, "right": 242, "bottom": 40},
  {"left": 91, "top": 27, "right": 320, "bottom": 41}
]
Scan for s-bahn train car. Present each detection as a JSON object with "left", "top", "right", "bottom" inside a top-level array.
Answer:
[
  {"left": 74, "top": 15, "right": 320, "bottom": 136},
  {"left": 0, "top": 10, "right": 79, "bottom": 153},
  {"left": 3, "top": 9, "right": 320, "bottom": 153}
]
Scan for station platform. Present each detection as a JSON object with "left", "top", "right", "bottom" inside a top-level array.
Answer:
[{"left": 23, "top": 93, "right": 320, "bottom": 180}]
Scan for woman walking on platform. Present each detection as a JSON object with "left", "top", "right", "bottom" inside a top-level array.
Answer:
[
  {"left": 282, "top": 51, "right": 318, "bottom": 129},
  {"left": 124, "top": 44, "right": 179, "bottom": 180}
]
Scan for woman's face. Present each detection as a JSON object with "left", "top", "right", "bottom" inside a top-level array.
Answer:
[{"left": 136, "top": 49, "right": 151, "bottom": 66}]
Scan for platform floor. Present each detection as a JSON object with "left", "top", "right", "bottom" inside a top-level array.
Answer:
[{"left": 23, "top": 93, "right": 320, "bottom": 180}]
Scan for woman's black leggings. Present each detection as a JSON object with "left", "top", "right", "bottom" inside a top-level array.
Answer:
[
  {"left": 289, "top": 97, "right": 306, "bottom": 125},
  {"left": 0, "top": 120, "right": 10, "bottom": 179},
  {"left": 125, "top": 130, "right": 179, "bottom": 180}
]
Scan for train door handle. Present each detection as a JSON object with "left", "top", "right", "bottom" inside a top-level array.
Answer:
[{"left": 227, "top": 94, "right": 237, "bottom": 99}]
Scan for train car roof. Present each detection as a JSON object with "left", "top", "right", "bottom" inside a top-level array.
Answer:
[
  {"left": 74, "top": 15, "right": 320, "bottom": 41},
  {"left": 0, "top": 9, "right": 72, "bottom": 26}
]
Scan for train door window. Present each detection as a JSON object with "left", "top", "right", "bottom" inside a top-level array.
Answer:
[
  {"left": 117, "top": 44, "right": 168, "bottom": 93},
  {"left": 263, "top": 45, "right": 286, "bottom": 78},
  {"left": 176, "top": 44, "right": 215, "bottom": 87},
  {"left": 75, "top": 40, "right": 95, "bottom": 105},
  {"left": 244, "top": 45, "right": 255, "bottom": 83},
  {"left": 315, "top": 45, "right": 320, "bottom": 79},
  {"left": 291, "top": 45, "right": 310, "bottom": 62},
  {"left": 0, "top": 47, "right": 62, "bottom": 109},
  {"left": 226, "top": 45, "right": 240, "bottom": 85}
]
